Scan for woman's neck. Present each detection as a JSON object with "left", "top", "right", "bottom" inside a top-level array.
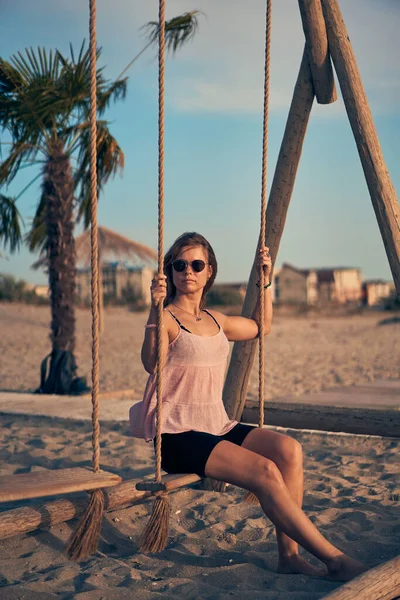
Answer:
[{"left": 172, "top": 294, "right": 202, "bottom": 315}]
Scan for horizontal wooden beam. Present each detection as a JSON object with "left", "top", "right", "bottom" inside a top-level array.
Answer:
[
  {"left": 321, "top": 554, "right": 400, "bottom": 600},
  {"left": 0, "top": 473, "right": 200, "bottom": 541},
  {"left": 242, "top": 402, "right": 400, "bottom": 437}
]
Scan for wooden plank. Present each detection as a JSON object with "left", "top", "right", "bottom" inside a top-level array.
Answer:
[
  {"left": 321, "top": 555, "right": 400, "bottom": 600},
  {"left": 0, "top": 473, "right": 201, "bottom": 540},
  {"left": 242, "top": 402, "right": 400, "bottom": 437},
  {"left": 0, "top": 468, "right": 122, "bottom": 503}
]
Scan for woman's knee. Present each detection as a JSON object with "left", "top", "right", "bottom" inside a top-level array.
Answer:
[
  {"left": 250, "top": 457, "right": 284, "bottom": 494},
  {"left": 278, "top": 436, "right": 303, "bottom": 468}
]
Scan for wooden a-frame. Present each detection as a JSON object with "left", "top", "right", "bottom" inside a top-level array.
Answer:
[
  {"left": 223, "top": 0, "right": 400, "bottom": 429},
  {"left": 222, "top": 1, "right": 400, "bottom": 598}
]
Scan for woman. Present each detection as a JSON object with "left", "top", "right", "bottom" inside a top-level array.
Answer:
[{"left": 130, "top": 232, "right": 366, "bottom": 581}]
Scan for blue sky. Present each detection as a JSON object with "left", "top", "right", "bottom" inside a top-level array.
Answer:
[{"left": 1, "top": 0, "right": 399, "bottom": 285}]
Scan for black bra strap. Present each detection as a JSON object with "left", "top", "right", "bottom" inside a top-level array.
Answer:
[
  {"left": 203, "top": 309, "right": 221, "bottom": 330},
  {"left": 165, "top": 309, "right": 192, "bottom": 334}
]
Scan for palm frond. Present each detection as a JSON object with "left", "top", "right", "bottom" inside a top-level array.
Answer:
[
  {"left": 25, "top": 189, "right": 47, "bottom": 253},
  {"left": 0, "top": 142, "right": 37, "bottom": 185},
  {"left": 144, "top": 10, "right": 202, "bottom": 54},
  {"left": 0, "top": 58, "right": 25, "bottom": 93},
  {"left": 0, "top": 194, "right": 23, "bottom": 252},
  {"left": 74, "top": 120, "right": 124, "bottom": 227},
  {"left": 96, "top": 78, "right": 128, "bottom": 115}
]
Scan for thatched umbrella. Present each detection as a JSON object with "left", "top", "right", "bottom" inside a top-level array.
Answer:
[
  {"left": 79, "top": 226, "right": 157, "bottom": 332},
  {"left": 33, "top": 226, "right": 157, "bottom": 332}
]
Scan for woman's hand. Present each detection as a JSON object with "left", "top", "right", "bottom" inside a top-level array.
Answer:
[
  {"left": 150, "top": 273, "right": 167, "bottom": 307},
  {"left": 258, "top": 246, "right": 272, "bottom": 283}
]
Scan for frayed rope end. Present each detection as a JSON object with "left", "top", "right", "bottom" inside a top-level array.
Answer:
[
  {"left": 66, "top": 488, "right": 104, "bottom": 561},
  {"left": 139, "top": 491, "right": 170, "bottom": 554},
  {"left": 243, "top": 490, "right": 260, "bottom": 505}
]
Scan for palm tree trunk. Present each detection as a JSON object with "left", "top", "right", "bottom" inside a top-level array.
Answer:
[{"left": 43, "top": 141, "right": 76, "bottom": 354}]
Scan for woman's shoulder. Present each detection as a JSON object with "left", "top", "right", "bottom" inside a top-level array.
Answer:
[
  {"left": 204, "top": 308, "right": 227, "bottom": 326},
  {"left": 163, "top": 305, "right": 179, "bottom": 324}
]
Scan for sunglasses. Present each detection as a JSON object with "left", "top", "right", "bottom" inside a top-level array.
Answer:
[{"left": 172, "top": 259, "right": 207, "bottom": 273}]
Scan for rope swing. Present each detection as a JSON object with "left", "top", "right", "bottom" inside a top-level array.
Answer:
[
  {"left": 136, "top": 0, "right": 170, "bottom": 554},
  {"left": 244, "top": 0, "right": 272, "bottom": 506},
  {"left": 137, "top": 0, "right": 273, "bottom": 551},
  {"left": 65, "top": 0, "right": 106, "bottom": 560}
]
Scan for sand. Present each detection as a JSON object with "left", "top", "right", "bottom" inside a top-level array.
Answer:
[
  {"left": 0, "top": 303, "right": 399, "bottom": 599},
  {"left": 1, "top": 302, "right": 399, "bottom": 397}
]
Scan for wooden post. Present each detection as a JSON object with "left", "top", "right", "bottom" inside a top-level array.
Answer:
[
  {"left": 321, "top": 555, "right": 400, "bottom": 600},
  {"left": 223, "top": 49, "right": 315, "bottom": 421},
  {"left": 321, "top": 0, "right": 400, "bottom": 295},
  {"left": 0, "top": 473, "right": 200, "bottom": 541},
  {"left": 298, "top": 0, "right": 337, "bottom": 104}
]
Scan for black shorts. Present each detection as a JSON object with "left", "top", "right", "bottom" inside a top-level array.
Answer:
[{"left": 155, "top": 423, "right": 256, "bottom": 477}]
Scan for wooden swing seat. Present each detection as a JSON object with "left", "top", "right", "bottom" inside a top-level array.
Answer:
[{"left": 0, "top": 468, "right": 122, "bottom": 503}]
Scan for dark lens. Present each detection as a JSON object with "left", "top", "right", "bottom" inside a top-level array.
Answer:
[
  {"left": 172, "top": 259, "right": 186, "bottom": 272},
  {"left": 192, "top": 260, "right": 206, "bottom": 273}
]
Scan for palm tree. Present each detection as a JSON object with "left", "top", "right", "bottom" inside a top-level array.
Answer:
[
  {"left": 0, "top": 45, "right": 125, "bottom": 393},
  {"left": 0, "top": 11, "right": 201, "bottom": 394}
]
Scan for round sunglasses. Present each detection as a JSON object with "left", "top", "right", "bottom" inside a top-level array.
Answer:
[{"left": 172, "top": 259, "right": 207, "bottom": 273}]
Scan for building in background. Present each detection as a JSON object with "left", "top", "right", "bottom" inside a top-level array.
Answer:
[
  {"left": 362, "top": 279, "right": 395, "bottom": 307},
  {"left": 76, "top": 262, "right": 153, "bottom": 307},
  {"left": 273, "top": 264, "right": 318, "bottom": 305},
  {"left": 273, "top": 264, "right": 362, "bottom": 305},
  {"left": 317, "top": 267, "right": 362, "bottom": 304}
]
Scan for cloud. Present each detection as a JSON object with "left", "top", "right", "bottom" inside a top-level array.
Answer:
[
  {"left": 160, "top": 0, "right": 400, "bottom": 116},
  {"left": 4, "top": 0, "right": 400, "bottom": 117}
]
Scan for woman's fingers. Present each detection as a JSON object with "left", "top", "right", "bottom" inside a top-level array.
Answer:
[
  {"left": 258, "top": 246, "right": 272, "bottom": 276},
  {"left": 151, "top": 273, "right": 167, "bottom": 306},
  {"left": 151, "top": 274, "right": 167, "bottom": 288}
]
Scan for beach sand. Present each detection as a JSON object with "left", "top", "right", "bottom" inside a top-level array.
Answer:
[
  {"left": 0, "top": 303, "right": 399, "bottom": 598},
  {"left": 1, "top": 302, "right": 399, "bottom": 398}
]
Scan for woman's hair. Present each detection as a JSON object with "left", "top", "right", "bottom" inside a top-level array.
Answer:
[{"left": 164, "top": 232, "right": 217, "bottom": 308}]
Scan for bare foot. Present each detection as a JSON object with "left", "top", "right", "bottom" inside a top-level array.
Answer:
[
  {"left": 278, "top": 554, "right": 328, "bottom": 577},
  {"left": 325, "top": 553, "right": 368, "bottom": 582}
]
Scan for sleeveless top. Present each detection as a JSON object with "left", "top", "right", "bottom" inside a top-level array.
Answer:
[{"left": 129, "top": 309, "right": 238, "bottom": 442}]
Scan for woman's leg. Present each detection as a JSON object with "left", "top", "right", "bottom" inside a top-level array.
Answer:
[
  {"left": 241, "top": 428, "right": 319, "bottom": 575},
  {"left": 204, "top": 440, "right": 367, "bottom": 581}
]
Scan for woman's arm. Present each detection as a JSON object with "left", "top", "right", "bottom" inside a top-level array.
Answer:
[
  {"left": 141, "top": 274, "right": 171, "bottom": 374},
  {"left": 212, "top": 246, "right": 273, "bottom": 341}
]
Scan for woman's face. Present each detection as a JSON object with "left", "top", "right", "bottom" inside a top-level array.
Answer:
[{"left": 172, "top": 245, "right": 212, "bottom": 296}]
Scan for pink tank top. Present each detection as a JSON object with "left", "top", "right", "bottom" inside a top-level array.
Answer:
[{"left": 129, "top": 310, "right": 238, "bottom": 442}]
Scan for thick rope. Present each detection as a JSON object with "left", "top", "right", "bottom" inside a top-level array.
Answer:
[
  {"left": 89, "top": 0, "right": 101, "bottom": 472},
  {"left": 258, "top": 0, "right": 272, "bottom": 429},
  {"left": 155, "top": 0, "right": 166, "bottom": 484}
]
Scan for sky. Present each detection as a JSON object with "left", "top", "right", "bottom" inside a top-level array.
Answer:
[{"left": 1, "top": 0, "right": 399, "bottom": 285}]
